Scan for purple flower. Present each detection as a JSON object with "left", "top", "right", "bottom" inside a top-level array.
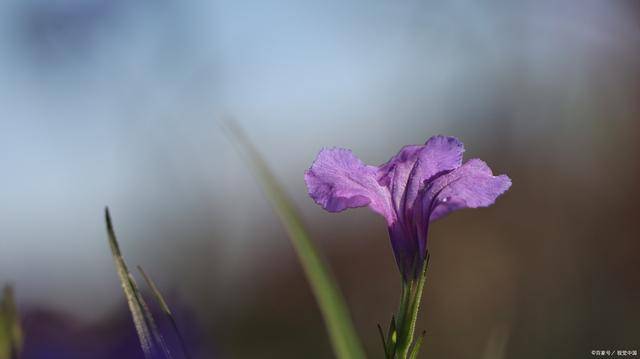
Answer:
[{"left": 304, "top": 136, "right": 511, "bottom": 280}]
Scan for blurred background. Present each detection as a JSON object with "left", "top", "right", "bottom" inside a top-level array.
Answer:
[{"left": 1, "top": 0, "right": 639, "bottom": 357}]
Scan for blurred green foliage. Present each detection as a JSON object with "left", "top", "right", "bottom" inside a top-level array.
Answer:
[
  {"left": 226, "top": 121, "right": 366, "bottom": 359},
  {"left": 0, "top": 286, "right": 22, "bottom": 359}
]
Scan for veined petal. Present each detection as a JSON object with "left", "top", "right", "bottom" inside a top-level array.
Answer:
[
  {"left": 425, "top": 159, "right": 512, "bottom": 221},
  {"left": 305, "top": 148, "right": 394, "bottom": 223},
  {"left": 377, "top": 136, "right": 464, "bottom": 218},
  {"left": 388, "top": 222, "right": 420, "bottom": 281}
]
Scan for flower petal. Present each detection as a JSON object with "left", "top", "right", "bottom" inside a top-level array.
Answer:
[
  {"left": 425, "top": 159, "right": 512, "bottom": 221},
  {"left": 304, "top": 148, "right": 394, "bottom": 222},
  {"left": 377, "top": 136, "right": 464, "bottom": 219}
]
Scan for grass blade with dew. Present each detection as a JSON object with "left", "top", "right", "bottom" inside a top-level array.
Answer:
[
  {"left": 138, "top": 266, "right": 192, "bottom": 359},
  {"left": 105, "top": 207, "right": 173, "bottom": 359},
  {"left": 0, "top": 285, "right": 22, "bottom": 359},
  {"left": 128, "top": 273, "right": 174, "bottom": 359},
  {"left": 223, "top": 121, "right": 366, "bottom": 359},
  {"left": 105, "top": 208, "right": 154, "bottom": 358}
]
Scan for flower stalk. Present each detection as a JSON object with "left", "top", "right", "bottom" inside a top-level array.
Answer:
[{"left": 383, "top": 252, "right": 430, "bottom": 359}]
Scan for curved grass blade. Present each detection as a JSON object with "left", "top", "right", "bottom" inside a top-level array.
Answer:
[
  {"left": 377, "top": 323, "right": 388, "bottom": 355},
  {"left": 138, "top": 266, "right": 192, "bottom": 359},
  {"left": 106, "top": 207, "right": 169, "bottom": 359},
  {"left": 224, "top": 121, "right": 366, "bottom": 359},
  {"left": 106, "top": 208, "right": 176, "bottom": 359},
  {"left": 128, "top": 273, "right": 174, "bottom": 359}
]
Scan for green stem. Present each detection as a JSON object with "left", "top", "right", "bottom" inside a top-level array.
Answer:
[
  {"left": 394, "top": 254, "right": 431, "bottom": 359},
  {"left": 387, "top": 284, "right": 410, "bottom": 358}
]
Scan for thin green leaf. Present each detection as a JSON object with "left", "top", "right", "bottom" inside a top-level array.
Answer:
[
  {"left": 377, "top": 323, "right": 388, "bottom": 356},
  {"left": 224, "top": 121, "right": 366, "bottom": 359},
  {"left": 408, "top": 330, "right": 426, "bottom": 359},
  {"left": 386, "top": 315, "right": 398, "bottom": 359},
  {"left": 138, "top": 266, "right": 192, "bottom": 359},
  {"left": 105, "top": 207, "right": 155, "bottom": 359}
]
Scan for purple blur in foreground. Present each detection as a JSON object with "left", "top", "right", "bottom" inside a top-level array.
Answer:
[{"left": 304, "top": 136, "right": 511, "bottom": 280}]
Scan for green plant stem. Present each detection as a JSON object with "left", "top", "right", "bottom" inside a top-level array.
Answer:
[{"left": 392, "top": 253, "right": 430, "bottom": 359}]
